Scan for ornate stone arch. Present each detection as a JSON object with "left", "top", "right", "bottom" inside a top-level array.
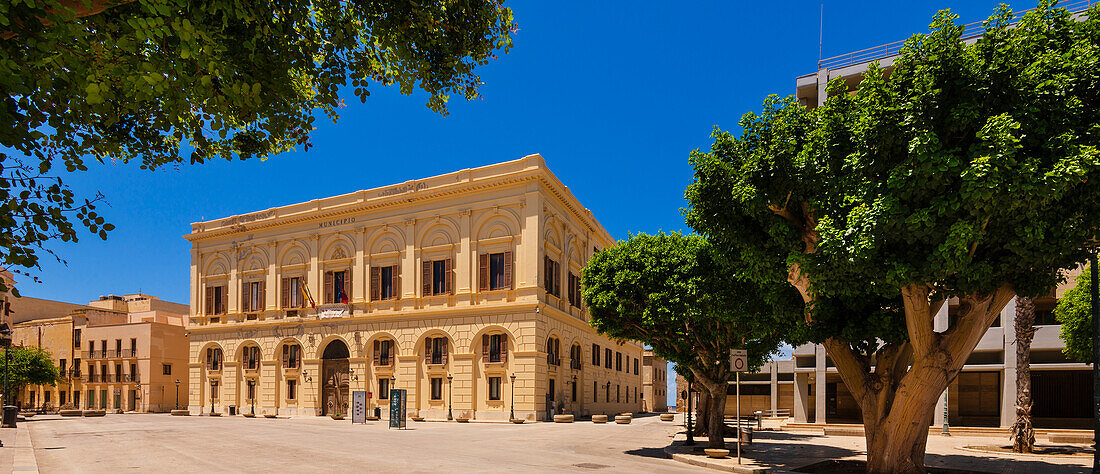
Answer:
[
  {"left": 279, "top": 241, "right": 310, "bottom": 267},
  {"left": 321, "top": 233, "right": 355, "bottom": 261},
  {"left": 196, "top": 341, "right": 225, "bottom": 364},
  {"left": 473, "top": 209, "right": 521, "bottom": 241},
  {"left": 314, "top": 335, "right": 352, "bottom": 359},
  {"left": 366, "top": 226, "right": 406, "bottom": 255},
  {"left": 204, "top": 253, "right": 231, "bottom": 276},
  {"left": 417, "top": 219, "right": 459, "bottom": 248},
  {"left": 469, "top": 325, "right": 516, "bottom": 353}
]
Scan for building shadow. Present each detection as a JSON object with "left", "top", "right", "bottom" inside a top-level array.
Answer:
[
  {"left": 924, "top": 450, "right": 1090, "bottom": 473},
  {"left": 623, "top": 446, "right": 669, "bottom": 459}
]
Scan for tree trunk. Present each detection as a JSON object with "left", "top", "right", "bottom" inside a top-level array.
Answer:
[
  {"left": 1011, "top": 296, "right": 1036, "bottom": 453},
  {"left": 704, "top": 389, "right": 728, "bottom": 448}
]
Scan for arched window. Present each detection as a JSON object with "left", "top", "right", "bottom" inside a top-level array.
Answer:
[{"left": 205, "top": 347, "right": 223, "bottom": 371}]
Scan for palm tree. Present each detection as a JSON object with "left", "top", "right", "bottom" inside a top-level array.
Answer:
[{"left": 1011, "top": 296, "right": 1036, "bottom": 453}]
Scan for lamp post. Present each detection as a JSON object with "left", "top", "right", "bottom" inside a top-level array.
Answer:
[
  {"left": 685, "top": 388, "right": 695, "bottom": 446},
  {"left": 248, "top": 379, "right": 256, "bottom": 416},
  {"left": 446, "top": 374, "right": 453, "bottom": 421},
  {"left": 509, "top": 373, "right": 516, "bottom": 421},
  {"left": 571, "top": 375, "right": 577, "bottom": 408},
  {"left": 174, "top": 379, "right": 180, "bottom": 410},
  {"left": 0, "top": 322, "right": 11, "bottom": 436},
  {"left": 209, "top": 379, "right": 216, "bottom": 415}
]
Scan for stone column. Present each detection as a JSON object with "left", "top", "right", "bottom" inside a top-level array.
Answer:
[
  {"left": 794, "top": 372, "right": 809, "bottom": 423},
  {"left": 1001, "top": 297, "right": 1018, "bottom": 428},
  {"left": 814, "top": 345, "right": 826, "bottom": 424},
  {"left": 770, "top": 362, "right": 779, "bottom": 416}
]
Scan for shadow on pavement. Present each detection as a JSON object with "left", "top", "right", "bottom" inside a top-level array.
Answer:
[{"left": 623, "top": 446, "right": 669, "bottom": 459}]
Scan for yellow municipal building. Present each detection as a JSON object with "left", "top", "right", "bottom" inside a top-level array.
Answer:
[{"left": 185, "top": 155, "right": 645, "bottom": 420}]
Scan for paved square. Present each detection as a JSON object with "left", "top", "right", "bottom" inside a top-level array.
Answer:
[{"left": 22, "top": 414, "right": 698, "bottom": 473}]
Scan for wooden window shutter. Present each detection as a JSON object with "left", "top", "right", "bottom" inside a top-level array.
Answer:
[
  {"left": 500, "top": 336, "right": 508, "bottom": 363},
  {"left": 205, "top": 287, "right": 214, "bottom": 315},
  {"left": 421, "top": 260, "right": 432, "bottom": 296},
  {"left": 424, "top": 338, "right": 432, "bottom": 364},
  {"left": 373, "top": 340, "right": 380, "bottom": 366},
  {"left": 442, "top": 338, "right": 449, "bottom": 364},
  {"left": 282, "top": 344, "right": 289, "bottom": 368},
  {"left": 482, "top": 334, "right": 489, "bottom": 362},
  {"left": 479, "top": 253, "right": 489, "bottom": 291},
  {"left": 391, "top": 265, "right": 400, "bottom": 300},
  {"left": 241, "top": 283, "right": 250, "bottom": 312},
  {"left": 445, "top": 258, "right": 453, "bottom": 295},
  {"left": 259, "top": 280, "right": 266, "bottom": 311},
  {"left": 503, "top": 251, "right": 513, "bottom": 289},
  {"left": 324, "top": 271, "right": 334, "bottom": 304},
  {"left": 553, "top": 262, "right": 560, "bottom": 296},
  {"left": 281, "top": 277, "right": 290, "bottom": 308},
  {"left": 219, "top": 286, "right": 227, "bottom": 314},
  {"left": 206, "top": 348, "right": 212, "bottom": 370},
  {"left": 543, "top": 256, "right": 550, "bottom": 290},
  {"left": 344, "top": 269, "right": 351, "bottom": 303},
  {"left": 370, "top": 267, "right": 381, "bottom": 301}
]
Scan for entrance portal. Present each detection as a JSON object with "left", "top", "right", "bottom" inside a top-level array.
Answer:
[{"left": 321, "top": 340, "right": 351, "bottom": 416}]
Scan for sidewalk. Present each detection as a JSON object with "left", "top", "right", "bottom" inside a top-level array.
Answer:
[
  {"left": 662, "top": 427, "right": 1092, "bottom": 473},
  {"left": 0, "top": 421, "right": 39, "bottom": 473}
]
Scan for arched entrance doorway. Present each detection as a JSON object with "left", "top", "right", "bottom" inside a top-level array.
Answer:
[{"left": 321, "top": 340, "right": 350, "bottom": 416}]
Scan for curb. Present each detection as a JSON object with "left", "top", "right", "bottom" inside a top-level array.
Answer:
[
  {"left": 662, "top": 445, "right": 767, "bottom": 473},
  {"left": 13, "top": 424, "right": 40, "bottom": 473}
]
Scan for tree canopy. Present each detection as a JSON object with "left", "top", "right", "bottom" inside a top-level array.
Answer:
[
  {"left": 0, "top": 0, "right": 515, "bottom": 291},
  {"left": 685, "top": 2, "right": 1100, "bottom": 471},
  {"left": 0, "top": 347, "right": 62, "bottom": 399},
  {"left": 1055, "top": 267, "right": 1093, "bottom": 363},
  {"left": 581, "top": 232, "right": 802, "bottom": 447}
]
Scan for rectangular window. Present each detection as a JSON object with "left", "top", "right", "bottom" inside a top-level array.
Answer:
[
  {"left": 431, "top": 338, "right": 445, "bottom": 365},
  {"left": 73, "top": 329, "right": 81, "bottom": 348},
  {"left": 73, "top": 358, "right": 80, "bottom": 378},
  {"left": 430, "top": 378, "right": 443, "bottom": 400},
  {"left": 571, "top": 380, "right": 577, "bottom": 402},
  {"left": 100, "top": 390, "right": 107, "bottom": 409},
  {"left": 378, "top": 378, "right": 390, "bottom": 399},
  {"left": 283, "top": 344, "right": 301, "bottom": 369},
  {"left": 88, "top": 390, "right": 95, "bottom": 408},
  {"left": 130, "top": 338, "right": 137, "bottom": 357},
  {"left": 489, "top": 253, "right": 506, "bottom": 290},
  {"left": 489, "top": 334, "right": 503, "bottom": 363},
  {"left": 489, "top": 377, "right": 502, "bottom": 401},
  {"left": 429, "top": 261, "right": 446, "bottom": 294},
  {"left": 379, "top": 266, "right": 397, "bottom": 300},
  {"left": 593, "top": 381, "right": 598, "bottom": 403},
  {"left": 326, "top": 270, "right": 349, "bottom": 304},
  {"left": 544, "top": 256, "right": 561, "bottom": 297},
  {"left": 548, "top": 378, "right": 555, "bottom": 401},
  {"left": 248, "top": 281, "right": 262, "bottom": 313},
  {"left": 617, "top": 385, "right": 620, "bottom": 403},
  {"left": 616, "top": 352, "right": 622, "bottom": 371},
  {"left": 288, "top": 277, "right": 303, "bottom": 308},
  {"left": 287, "top": 380, "right": 297, "bottom": 400},
  {"left": 115, "top": 364, "right": 122, "bottom": 382},
  {"left": 163, "top": 363, "right": 172, "bottom": 376},
  {"left": 568, "top": 272, "right": 582, "bottom": 307},
  {"left": 60, "top": 359, "right": 67, "bottom": 374},
  {"left": 592, "top": 344, "right": 600, "bottom": 366},
  {"left": 130, "top": 363, "right": 137, "bottom": 382},
  {"left": 378, "top": 340, "right": 392, "bottom": 366},
  {"left": 115, "top": 339, "right": 122, "bottom": 357},
  {"left": 207, "top": 285, "right": 227, "bottom": 315},
  {"left": 605, "top": 348, "right": 612, "bottom": 369},
  {"left": 634, "top": 359, "right": 639, "bottom": 375}
]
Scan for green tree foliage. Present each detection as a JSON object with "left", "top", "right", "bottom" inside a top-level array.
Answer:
[
  {"left": 0, "top": 0, "right": 515, "bottom": 290},
  {"left": 581, "top": 232, "right": 802, "bottom": 448},
  {"left": 685, "top": 2, "right": 1100, "bottom": 471},
  {"left": 0, "top": 347, "right": 62, "bottom": 403},
  {"left": 1055, "top": 268, "right": 1092, "bottom": 363}
]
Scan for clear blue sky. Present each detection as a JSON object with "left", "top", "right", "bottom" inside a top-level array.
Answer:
[{"left": 11, "top": 0, "right": 1047, "bottom": 408}]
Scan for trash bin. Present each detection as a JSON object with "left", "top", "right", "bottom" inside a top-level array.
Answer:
[
  {"left": 229, "top": 405, "right": 236, "bottom": 416},
  {"left": 2, "top": 405, "right": 16, "bottom": 428},
  {"left": 740, "top": 427, "right": 753, "bottom": 445}
]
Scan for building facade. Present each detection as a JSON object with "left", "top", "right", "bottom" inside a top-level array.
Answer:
[
  {"left": 641, "top": 350, "right": 668, "bottom": 413},
  {"left": 11, "top": 293, "right": 190, "bottom": 412},
  {"left": 184, "top": 155, "right": 644, "bottom": 420}
]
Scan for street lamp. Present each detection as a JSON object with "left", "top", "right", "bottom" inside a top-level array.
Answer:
[
  {"left": 446, "top": 374, "right": 453, "bottom": 421},
  {"left": 174, "top": 379, "right": 180, "bottom": 410},
  {"left": 0, "top": 322, "right": 11, "bottom": 437},
  {"left": 209, "top": 379, "right": 217, "bottom": 415},
  {"left": 248, "top": 379, "right": 256, "bottom": 416},
  {"left": 509, "top": 373, "right": 516, "bottom": 421}
]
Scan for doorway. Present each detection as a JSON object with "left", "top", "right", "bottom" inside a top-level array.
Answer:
[{"left": 321, "top": 340, "right": 350, "bottom": 416}]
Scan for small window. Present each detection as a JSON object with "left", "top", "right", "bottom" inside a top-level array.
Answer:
[
  {"left": 162, "top": 364, "right": 171, "bottom": 376},
  {"left": 634, "top": 358, "right": 639, "bottom": 375},
  {"left": 548, "top": 378, "right": 555, "bottom": 401},
  {"left": 544, "top": 256, "right": 561, "bottom": 297},
  {"left": 60, "top": 359, "right": 67, "bottom": 373},
  {"left": 376, "top": 339, "right": 393, "bottom": 366},
  {"left": 430, "top": 260, "right": 450, "bottom": 296},
  {"left": 430, "top": 338, "right": 446, "bottom": 365},
  {"left": 593, "top": 381, "right": 598, "bottom": 403},
  {"left": 130, "top": 338, "right": 137, "bottom": 356},
  {"left": 244, "top": 346, "right": 260, "bottom": 370},
  {"left": 286, "top": 380, "right": 296, "bottom": 400},
  {"left": 489, "top": 253, "right": 507, "bottom": 290},
  {"left": 489, "top": 377, "right": 502, "bottom": 401},
  {"left": 605, "top": 348, "right": 612, "bottom": 369},
  {"left": 378, "top": 378, "right": 390, "bottom": 399},
  {"left": 568, "top": 272, "right": 582, "bottom": 307},
  {"left": 430, "top": 378, "right": 443, "bottom": 400},
  {"left": 73, "top": 329, "right": 81, "bottom": 348},
  {"left": 326, "top": 270, "right": 349, "bottom": 304},
  {"left": 206, "top": 347, "right": 223, "bottom": 371},
  {"left": 592, "top": 344, "right": 600, "bottom": 366},
  {"left": 287, "top": 277, "right": 303, "bottom": 308},
  {"left": 571, "top": 379, "right": 577, "bottom": 402},
  {"left": 207, "top": 285, "right": 227, "bottom": 315},
  {"left": 616, "top": 352, "right": 622, "bottom": 371}
]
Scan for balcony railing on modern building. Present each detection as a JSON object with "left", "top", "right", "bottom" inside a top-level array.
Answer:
[{"left": 818, "top": 0, "right": 1095, "bottom": 70}]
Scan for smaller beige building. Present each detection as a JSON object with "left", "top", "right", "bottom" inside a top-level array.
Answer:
[
  {"left": 641, "top": 350, "right": 667, "bottom": 413},
  {"left": 11, "top": 293, "right": 190, "bottom": 412}
]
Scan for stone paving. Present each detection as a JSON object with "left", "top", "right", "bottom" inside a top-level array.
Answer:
[{"left": 0, "top": 413, "right": 1092, "bottom": 473}]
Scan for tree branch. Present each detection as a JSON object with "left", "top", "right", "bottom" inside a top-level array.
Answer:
[{"left": 901, "top": 283, "right": 937, "bottom": 359}]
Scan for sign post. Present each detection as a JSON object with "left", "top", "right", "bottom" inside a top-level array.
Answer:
[
  {"left": 389, "top": 389, "right": 407, "bottom": 429},
  {"left": 352, "top": 391, "right": 367, "bottom": 424},
  {"left": 730, "top": 349, "right": 748, "bottom": 465}
]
